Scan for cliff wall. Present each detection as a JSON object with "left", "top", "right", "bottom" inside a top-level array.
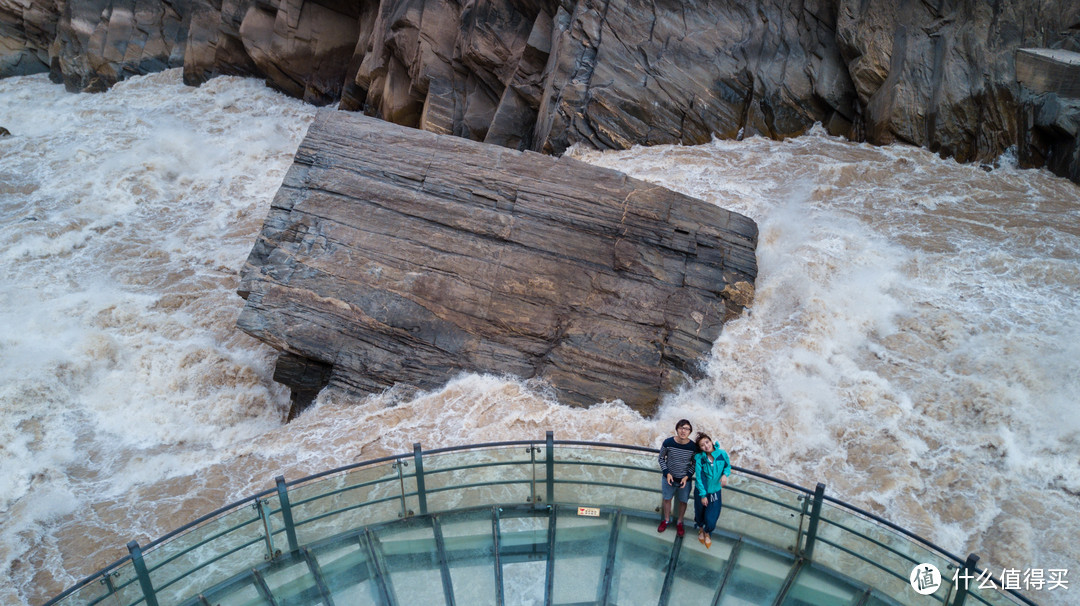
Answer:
[{"left": 3, "top": 0, "right": 1079, "bottom": 181}]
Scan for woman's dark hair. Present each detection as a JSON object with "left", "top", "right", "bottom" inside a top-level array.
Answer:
[
  {"left": 694, "top": 432, "right": 713, "bottom": 452},
  {"left": 676, "top": 419, "right": 692, "bottom": 432}
]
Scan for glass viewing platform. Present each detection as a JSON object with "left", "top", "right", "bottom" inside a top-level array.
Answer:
[{"left": 46, "top": 434, "right": 1035, "bottom": 606}]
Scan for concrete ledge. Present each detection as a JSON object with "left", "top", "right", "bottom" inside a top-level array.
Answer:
[{"left": 1017, "top": 48, "right": 1080, "bottom": 98}]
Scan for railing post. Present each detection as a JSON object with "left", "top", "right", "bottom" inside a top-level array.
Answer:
[
  {"left": 951, "top": 554, "right": 979, "bottom": 606},
  {"left": 414, "top": 443, "right": 428, "bottom": 515},
  {"left": 528, "top": 443, "right": 538, "bottom": 504},
  {"left": 256, "top": 498, "right": 279, "bottom": 560},
  {"left": 802, "top": 483, "right": 826, "bottom": 560},
  {"left": 545, "top": 431, "right": 555, "bottom": 506},
  {"left": 275, "top": 476, "right": 299, "bottom": 553},
  {"left": 127, "top": 541, "right": 159, "bottom": 606},
  {"left": 395, "top": 457, "right": 410, "bottom": 518}
]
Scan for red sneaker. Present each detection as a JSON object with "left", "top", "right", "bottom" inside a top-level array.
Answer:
[
  {"left": 676, "top": 522, "right": 685, "bottom": 537},
  {"left": 657, "top": 520, "right": 668, "bottom": 533}
]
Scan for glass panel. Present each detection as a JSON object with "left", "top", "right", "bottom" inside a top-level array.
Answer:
[
  {"left": 502, "top": 560, "right": 546, "bottom": 606},
  {"left": 551, "top": 446, "right": 657, "bottom": 512},
  {"left": 372, "top": 517, "right": 446, "bottom": 604},
  {"left": 781, "top": 564, "right": 861, "bottom": 606},
  {"left": 813, "top": 501, "right": 954, "bottom": 606},
  {"left": 499, "top": 509, "right": 549, "bottom": 606},
  {"left": 609, "top": 514, "right": 674, "bottom": 605},
  {"left": 203, "top": 578, "right": 264, "bottom": 606},
  {"left": 498, "top": 509, "right": 549, "bottom": 562},
  {"left": 289, "top": 461, "right": 404, "bottom": 546},
  {"left": 715, "top": 543, "right": 795, "bottom": 606},
  {"left": 551, "top": 507, "right": 613, "bottom": 604},
  {"left": 421, "top": 447, "right": 537, "bottom": 512},
  {"left": 713, "top": 477, "right": 803, "bottom": 557},
  {"left": 261, "top": 554, "right": 326, "bottom": 606},
  {"left": 141, "top": 503, "right": 267, "bottom": 604},
  {"left": 440, "top": 510, "right": 497, "bottom": 604},
  {"left": 667, "top": 534, "right": 738, "bottom": 604},
  {"left": 867, "top": 592, "right": 905, "bottom": 606},
  {"left": 310, "top": 535, "right": 381, "bottom": 606}
]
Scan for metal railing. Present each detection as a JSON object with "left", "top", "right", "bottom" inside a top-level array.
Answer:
[{"left": 44, "top": 433, "right": 1034, "bottom": 606}]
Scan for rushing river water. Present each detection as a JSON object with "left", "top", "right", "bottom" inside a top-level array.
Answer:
[{"left": 1, "top": 69, "right": 1077, "bottom": 605}]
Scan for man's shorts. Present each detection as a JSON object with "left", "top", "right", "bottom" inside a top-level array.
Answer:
[{"left": 661, "top": 476, "right": 692, "bottom": 503}]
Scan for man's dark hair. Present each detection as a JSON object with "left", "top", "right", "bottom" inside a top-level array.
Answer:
[{"left": 676, "top": 419, "right": 693, "bottom": 432}]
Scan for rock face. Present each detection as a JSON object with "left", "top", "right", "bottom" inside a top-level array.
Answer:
[
  {"left": 236, "top": 109, "right": 757, "bottom": 415},
  {"left": 3, "top": 0, "right": 1080, "bottom": 182},
  {"left": 2, "top": 0, "right": 1080, "bottom": 179}
]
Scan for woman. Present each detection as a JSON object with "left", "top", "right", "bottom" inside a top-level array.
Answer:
[{"left": 692, "top": 432, "right": 731, "bottom": 548}]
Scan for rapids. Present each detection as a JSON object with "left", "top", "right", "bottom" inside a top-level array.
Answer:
[{"left": 0, "top": 69, "right": 1077, "bottom": 605}]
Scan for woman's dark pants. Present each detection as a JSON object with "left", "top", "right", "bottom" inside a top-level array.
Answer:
[{"left": 694, "top": 491, "right": 723, "bottom": 534}]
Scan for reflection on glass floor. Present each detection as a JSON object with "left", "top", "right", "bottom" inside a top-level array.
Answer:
[{"left": 182, "top": 505, "right": 896, "bottom": 606}]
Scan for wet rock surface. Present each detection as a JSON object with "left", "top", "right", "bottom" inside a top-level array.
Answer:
[{"left": 236, "top": 109, "right": 758, "bottom": 414}]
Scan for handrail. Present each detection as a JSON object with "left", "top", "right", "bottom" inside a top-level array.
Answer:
[{"left": 42, "top": 436, "right": 1035, "bottom": 606}]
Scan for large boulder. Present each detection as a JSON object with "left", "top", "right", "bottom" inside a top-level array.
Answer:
[
  {"left": 236, "top": 109, "right": 758, "bottom": 416},
  {"left": 3, "top": 0, "right": 1080, "bottom": 182}
]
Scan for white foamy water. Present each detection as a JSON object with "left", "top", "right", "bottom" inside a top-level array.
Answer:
[{"left": 1, "top": 71, "right": 1078, "bottom": 605}]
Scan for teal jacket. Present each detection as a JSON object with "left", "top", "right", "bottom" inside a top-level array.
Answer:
[{"left": 694, "top": 449, "right": 732, "bottom": 496}]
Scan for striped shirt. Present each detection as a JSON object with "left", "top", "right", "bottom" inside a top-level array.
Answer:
[{"left": 658, "top": 437, "right": 696, "bottom": 479}]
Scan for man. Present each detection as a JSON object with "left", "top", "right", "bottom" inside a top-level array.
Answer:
[{"left": 657, "top": 419, "right": 695, "bottom": 536}]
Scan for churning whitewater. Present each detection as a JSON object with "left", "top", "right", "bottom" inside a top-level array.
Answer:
[{"left": 0, "top": 69, "right": 1077, "bottom": 605}]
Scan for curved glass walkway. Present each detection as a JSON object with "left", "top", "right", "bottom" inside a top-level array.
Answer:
[{"left": 47, "top": 435, "right": 1033, "bottom": 606}]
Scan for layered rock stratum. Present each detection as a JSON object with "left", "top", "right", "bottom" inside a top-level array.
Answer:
[
  {"left": 2, "top": 0, "right": 1080, "bottom": 181},
  {"left": 236, "top": 109, "right": 757, "bottom": 416}
]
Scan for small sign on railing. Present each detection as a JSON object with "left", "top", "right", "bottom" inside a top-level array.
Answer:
[{"left": 577, "top": 506, "right": 600, "bottom": 517}]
